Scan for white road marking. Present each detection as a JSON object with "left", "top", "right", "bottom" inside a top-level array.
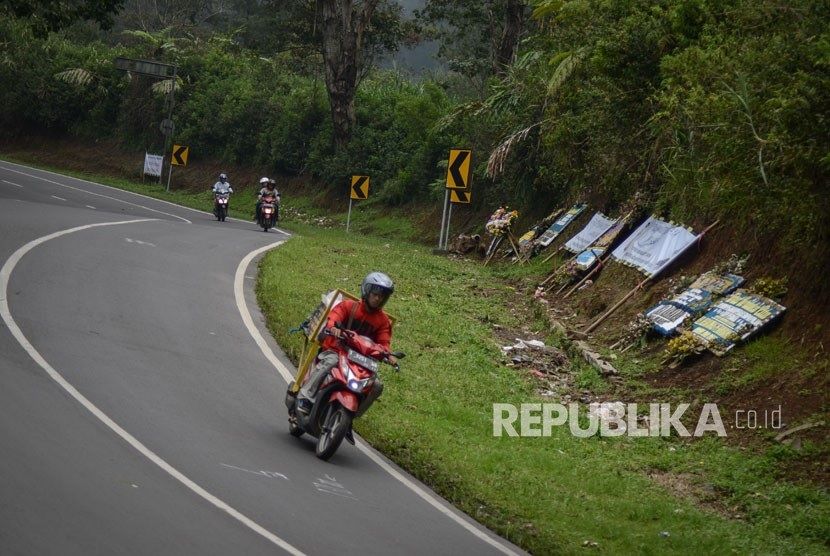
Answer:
[
  {"left": 0, "top": 164, "right": 192, "bottom": 224},
  {"left": 86, "top": 205, "right": 96, "bottom": 210},
  {"left": 313, "top": 474, "right": 357, "bottom": 500},
  {"left": 0, "top": 220, "right": 304, "bottom": 556},
  {"left": 234, "top": 244, "right": 521, "bottom": 556},
  {"left": 124, "top": 238, "right": 156, "bottom": 247},
  {"left": 2, "top": 179, "right": 22, "bottom": 188},
  {"left": 51, "top": 195, "right": 67, "bottom": 201},
  {"left": 221, "top": 463, "right": 289, "bottom": 481}
]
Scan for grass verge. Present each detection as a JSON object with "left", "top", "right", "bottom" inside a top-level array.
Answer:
[{"left": 256, "top": 226, "right": 829, "bottom": 554}]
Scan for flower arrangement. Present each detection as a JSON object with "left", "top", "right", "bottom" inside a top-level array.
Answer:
[{"left": 486, "top": 207, "right": 519, "bottom": 237}]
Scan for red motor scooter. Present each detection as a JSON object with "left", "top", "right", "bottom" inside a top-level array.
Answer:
[
  {"left": 285, "top": 327, "right": 403, "bottom": 460},
  {"left": 258, "top": 192, "right": 279, "bottom": 232}
]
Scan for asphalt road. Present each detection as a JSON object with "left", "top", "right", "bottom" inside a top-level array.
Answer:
[{"left": 0, "top": 160, "right": 523, "bottom": 556}]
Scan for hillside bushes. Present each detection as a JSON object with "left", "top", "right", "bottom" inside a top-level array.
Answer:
[{"left": 1, "top": 0, "right": 827, "bottom": 251}]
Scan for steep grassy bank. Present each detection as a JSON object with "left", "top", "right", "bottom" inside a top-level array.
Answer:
[{"left": 256, "top": 226, "right": 829, "bottom": 554}]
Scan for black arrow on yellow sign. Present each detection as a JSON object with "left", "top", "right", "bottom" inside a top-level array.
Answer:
[
  {"left": 171, "top": 144, "right": 189, "bottom": 166},
  {"left": 350, "top": 175, "right": 369, "bottom": 200},
  {"left": 449, "top": 189, "right": 471, "bottom": 204},
  {"left": 446, "top": 149, "right": 471, "bottom": 189}
]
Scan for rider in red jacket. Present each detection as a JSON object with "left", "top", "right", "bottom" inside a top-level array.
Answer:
[{"left": 298, "top": 272, "right": 396, "bottom": 412}]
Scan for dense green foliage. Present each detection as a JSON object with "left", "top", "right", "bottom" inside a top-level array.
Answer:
[{"left": 1, "top": 0, "right": 827, "bottom": 247}]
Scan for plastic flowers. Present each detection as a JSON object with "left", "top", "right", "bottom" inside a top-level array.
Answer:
[{"left": 486, "top": 207, "right": 519, "bottom": 237}]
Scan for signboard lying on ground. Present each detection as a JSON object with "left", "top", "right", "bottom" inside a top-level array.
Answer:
[
  {"left": 143, "top": 153, "right": 163, "bottom": 177},
  {"left": 536, "top": 204, "right": 587, "bottom": 247},
  {"left": 691, "top": 289, "right": 785, "bottom": 355},
  {"left": 645, "top": 272, "right": 744, "bottom": 336},
  {"left": 564, "top": 212, "right": 617, "bottom": 254},
  {"left": 611, "top": 216, "right": 698, "bottom": 276}
]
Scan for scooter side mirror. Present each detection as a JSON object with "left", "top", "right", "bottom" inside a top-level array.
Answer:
[{"left": 391, "top": 351, "right": 405, "bottom": 359}]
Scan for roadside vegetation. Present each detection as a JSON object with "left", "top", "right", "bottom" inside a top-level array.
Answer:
[
  {"left": 2, "top": 0, "right": 828, "bottom": 552},
  {"left": 255, "top": 226, "right": 829, "bottom": 554}
]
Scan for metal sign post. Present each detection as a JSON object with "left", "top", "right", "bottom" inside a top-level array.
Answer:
[
  {"left": 164, "top": 66, "right": 177, "bottom": 192},
  {"left": 439, "top": 148, "right": 472, "bottom": 253},
  {"left": 437, "top": 189, "right": 449, "bottom": 250},
  {"left": 348, "top": 176, "right": 369, "bottom": 232},
  {"left": 444, "top": 202, "right": 453, "bottom": 250},
  {"left": 114, "top": 57, "right": 178, "bottom": 189}
]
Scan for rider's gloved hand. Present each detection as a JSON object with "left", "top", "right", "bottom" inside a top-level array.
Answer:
[{"left": 387, "top": 354, "right": 398, "bottom": 365}]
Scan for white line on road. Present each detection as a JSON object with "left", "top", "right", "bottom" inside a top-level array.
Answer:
[
  {"left": 51, "top": 195, "right": 67, "bottom": 201},
  {"left": 2, "top": 179, "right": 22, "bottom": 188},
  {"left": 0, "top": 220, "right": 304, "bottom": 556},
  {"left": 221, "top": 463, "right": 289, "bottom": 481},
  {"left": 234, "top": 244, "right": 521, "bottom": 556},
  {"left": 0, "top": 165, "right": 192, "bottom": 223},
  {"left": 86, "top": 205, "right": 96, "bottom": 210}
]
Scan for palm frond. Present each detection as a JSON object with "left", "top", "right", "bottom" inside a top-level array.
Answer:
[
  {"left": 151, "top": 76, "right": 183, "bottom": 95},
  {"left": 531, "top": 0, "right": 565, "bottom": 20},
  {"left": 546, "top": 49, "right": 582, "bottom": 97},
  {"left": 54, "top": 68, "right": 95, "bottom": 87},
  {"left": 486, "top": 122, "right": 544, "bottom": 178}
]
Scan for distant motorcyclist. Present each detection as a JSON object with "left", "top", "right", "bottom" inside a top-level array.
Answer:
[
  {"left": 254, "top": 177, "right": 280, "bottom": 222},
  {"left": 212, "top": 173, "right": 232, "bottom": 194},
  {"left": 297, "top": 272, "right": 396, "bottom": 414},
  {"left": 212, "top": 173, "right": 233, "bottom": 216}
]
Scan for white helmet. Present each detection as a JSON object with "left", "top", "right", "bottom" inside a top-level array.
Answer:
[
  {"left": 259, "top": 177, "right": 269, "bottom": 184},
  {"left": 360, "top": 272, "right": 394, "bottom": 311}
]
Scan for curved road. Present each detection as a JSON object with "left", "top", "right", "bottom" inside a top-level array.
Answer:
[{"left": 0, "top": 160, "right": 523, "bottom": 555}]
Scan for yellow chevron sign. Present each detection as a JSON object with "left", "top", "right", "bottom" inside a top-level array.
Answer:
[
  {"left": 171, "top": 144, "right": 189, "bottom": 166},
  {"left": 449, "top": 189, "right": 471, "bottom": 204},
  {"left": 350, "top": 175, "right": 369, "bottom": 200},
  {"left": 445, "top": 149, "right": 472, "bottom": 189}
]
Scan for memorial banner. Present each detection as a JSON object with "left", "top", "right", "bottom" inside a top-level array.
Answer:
[
  {"left": 536, "top": 204, "right": 587, "bottom": 247},
  {"left": 611, "top": 216, "right": 698, "bottom": 276},
  {"left": 143, "top": 152, "right": 163, "bottom": 177},
  {"left": 645, "top": 272, "right": 744, "bottom": 336},
  {"left": 692, "top": 289, "right": 785, "bottom": 355},
  {"left": 564, "top": 212, "right": 617, "bottom": 254},
  {"left": 573, "top": 218, "right": 628, "bottom": 271}
]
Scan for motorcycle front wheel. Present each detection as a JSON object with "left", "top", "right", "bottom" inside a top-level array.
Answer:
[
  {"left": 288, "top": 419, "right": 304, "bottom": 437},
  {"left": 316, "top": 404, "right": 352, "bottom": 461}
]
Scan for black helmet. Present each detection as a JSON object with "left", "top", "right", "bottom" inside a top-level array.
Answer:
[{"left": 360, "top": 272, "right": 394, "bottom": 311}]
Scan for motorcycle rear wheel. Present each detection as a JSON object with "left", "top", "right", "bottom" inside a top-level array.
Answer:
[{"left": 316, "top": 404, "right": 352, "bottom": 461}]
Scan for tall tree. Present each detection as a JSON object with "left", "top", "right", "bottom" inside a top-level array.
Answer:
[
  {"left": 417, "top": 0, "right": 529, "bottom": 80},
  {"left": 319, "top": 0, "right": 380, "bottom": 148},
  {"left": 493, "top": 0, "right": 526, "bottom": 75}
]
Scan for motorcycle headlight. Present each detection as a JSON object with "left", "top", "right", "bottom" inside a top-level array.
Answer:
[{"left": 345, "top": 368, "right": 374, "bottom": 393}]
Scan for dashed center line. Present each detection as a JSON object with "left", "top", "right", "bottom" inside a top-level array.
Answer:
[
  {"left": 51, "top": 195, "right": 67, "bottom": 201},
  {"left": 2, "top": 179, "right": 22, "bottom": 188},
  {"left": 86, "top": 205, "right": 96, "bottom": 210}
]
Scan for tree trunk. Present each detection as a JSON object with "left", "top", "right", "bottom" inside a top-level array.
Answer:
[
  {"left": 493, "top": 0, "right": 526, "bottom": 76},
  {"left": 319, "top": 0, "right": 379, "bottom": 149}
]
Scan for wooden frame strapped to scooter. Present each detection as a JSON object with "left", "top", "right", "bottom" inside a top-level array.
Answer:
[{"left": 290, "top": 289, "right": 396, "bottom": 393}]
